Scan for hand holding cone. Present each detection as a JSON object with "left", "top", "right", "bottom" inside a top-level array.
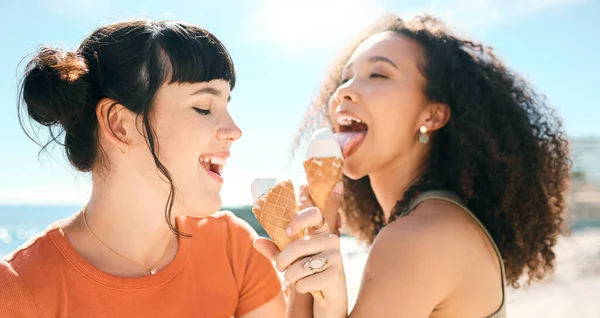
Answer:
[{"left": 251, "top": 178, "right": 326, "bottom": 306}]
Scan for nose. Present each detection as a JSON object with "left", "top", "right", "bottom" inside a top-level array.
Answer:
[
  {"left": 329, "top": 79, "right": 360, "bottom": 120},
  {"left": 217, "top": 114, "right": 242, "bottom": 142},
  {"left": 333, "top": 79, "right": 359, "bottom": 105}
]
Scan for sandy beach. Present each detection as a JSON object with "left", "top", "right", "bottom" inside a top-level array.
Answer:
[{"left": 340, "top": 228, "right": 600, "bottom": 317}]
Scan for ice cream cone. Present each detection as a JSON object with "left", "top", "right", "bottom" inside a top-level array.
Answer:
[
  {"left": 303, "top": 128, "right": 344, "bottom": 232},
  {"left": 303, "top": 156, "right": 344, "bottom": 215},
  {"left": 252, "top": 180, "right": 300, "bottom": 250},
  {"left": 251, "top": 179, "right": 326, "bottom": 306}
]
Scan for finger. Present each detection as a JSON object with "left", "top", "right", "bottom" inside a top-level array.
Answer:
[
  {"left": 294, "top": 261, "right": 344, "bottom": 295},
  {"left": 284, "top": 250, "right": 341, "bottom": 285},
  {"left": 287, "top": 207, "right": 327, "bottom": 238},
  {"left": 308, "top": 220, "right": 330, "bottom": 236},
  {"left": 253, "top": 237, "right": 280, "bottom": 262},
  {"left": 276, "top": 232, "right": 340, "bottom": 271},
  {"left": 298, "top": 184, "right": 315, "bottom": 211},
  {"left": 323, "top": 182, "right": 343, "bottom": 233}
]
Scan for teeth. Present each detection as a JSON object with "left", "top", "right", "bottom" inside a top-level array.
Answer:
[
  {"left": 337, "top": 115, "right": 362, "bottom": 126},
  {"left": 200, "top": 156, "right": 227, "bottom": 166}
]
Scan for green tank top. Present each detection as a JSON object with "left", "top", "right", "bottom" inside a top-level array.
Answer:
[{"left": 401, "top": 190, "right": 507, "bottom": 318}]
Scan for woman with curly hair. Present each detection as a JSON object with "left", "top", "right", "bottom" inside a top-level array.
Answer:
[{"left": 254, "top": 14, "right": 571, "bottom": 317}]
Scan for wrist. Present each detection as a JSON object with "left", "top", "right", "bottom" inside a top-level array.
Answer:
[{"left": 314, "top": 297, "right": 347, "bottom": 318}]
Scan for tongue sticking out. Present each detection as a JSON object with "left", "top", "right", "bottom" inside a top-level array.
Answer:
[{"left": 335, "top": 132, "right": 366, "bottom": 158}]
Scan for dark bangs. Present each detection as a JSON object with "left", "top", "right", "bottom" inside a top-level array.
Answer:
[{"left": 151, "top": 21, "right": 236, "bottom": 89}]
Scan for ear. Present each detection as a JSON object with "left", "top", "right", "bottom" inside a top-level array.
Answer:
[
  {"left": 96, "top": 98, "right": 135, "bottom": 152},
  {"left": 421, "top": 103, "right": 450, "bottom": 132}
]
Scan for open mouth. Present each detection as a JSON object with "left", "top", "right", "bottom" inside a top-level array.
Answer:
[
  {"left": 336, "top": 115, "right": 368, "bottom": 158},
  {"left": 200, "top": 155, "right": 226, "bottom": 182}
]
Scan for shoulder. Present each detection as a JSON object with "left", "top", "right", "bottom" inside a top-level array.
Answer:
[
  {"left": 367, "top": 199, "right": 485, "bottom": 292},
  {"left": 376, "top": 199, "right": 485, "bottom": 267},
  {"left": 386, "top": 198, "right": 484, "bottom": 245},
  {"left": 352, "top": 198, "right": 507, "bottom": 316},
  {"left": 0, "top": 260, "right": 28, "bottom": 293},
  {"left": 0, "top": 219, "right": 76, "bottom": 317},
  {"left": 0, "top": 253, "right": 42, "bottom": 316},
  {"left": 2, "top": 222, "right": 63, "bottom": 273},
  {"left": 351, "top": 200, "right": 474, "bottom": 315}
]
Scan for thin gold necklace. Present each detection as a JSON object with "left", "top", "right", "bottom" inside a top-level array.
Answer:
[{"left": 82, "top": 207, "right": 173, "bottom": 275}]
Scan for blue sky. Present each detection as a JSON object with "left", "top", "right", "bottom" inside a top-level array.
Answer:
[{"left": 0, "top": 0, "right": 598, "bottom": 206}]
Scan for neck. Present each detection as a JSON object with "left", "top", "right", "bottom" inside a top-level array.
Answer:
[
  {"left": 84, "top": 170, "right": 179, "bottom": 269},
  {"left": 369, "top": 149, "right": 428, "bottom": 222}
]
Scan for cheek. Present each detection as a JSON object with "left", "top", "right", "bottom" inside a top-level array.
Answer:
[
  {"left": 179, "top": 118, "right": 214, "bottom": 157},
  {"left": 369, "top": 88, "right": 421, "bottom": 144},
  {"left": 153, "top": 115, "right": 211, "bottom": 160}
]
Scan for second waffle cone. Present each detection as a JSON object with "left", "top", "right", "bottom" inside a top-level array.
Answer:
[{"left": 251, "top": 179, "right": 326, "bottom": 305}]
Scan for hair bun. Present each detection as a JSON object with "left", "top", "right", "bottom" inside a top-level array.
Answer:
[
  {"left": 21, "top": 46, "right": 90, "bottom": 127},
  {"left": 37, "top": 47, "right": 88, "bottom": 83}
]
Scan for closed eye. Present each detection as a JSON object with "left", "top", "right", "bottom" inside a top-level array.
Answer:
[
  {"left": 193, "top": 107, "right": 211, "bottom": 115},
  {"left": 341, "top": 73, "right": 387, "bottom": 84},
  {"left": 370, "top": 73, "right": 387, "bottom": 79}
]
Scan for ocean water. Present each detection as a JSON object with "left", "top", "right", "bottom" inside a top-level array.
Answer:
[{"left": 1, "top": 205, "right": 599, "bottom": 258}]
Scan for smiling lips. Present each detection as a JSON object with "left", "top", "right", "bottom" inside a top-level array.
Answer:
[
  {"left": 335, "top": 114, "right": 369, "bottom": 158},
  {"left": 198, "top": 113, "right": 369, "bottom": 182},
  {"left": 200, "top": 155, "right": 227, "bottom": 183}
]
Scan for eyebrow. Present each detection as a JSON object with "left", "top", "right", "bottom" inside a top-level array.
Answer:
[
  {"left": 368, "top": 56, "right": 398, "bottom": 69},
  {"left": 190, "top": 87, "right": 231, "bottom": 102},
  {"left": 343, "top": 55, "right": 399, "bottom": 74}
]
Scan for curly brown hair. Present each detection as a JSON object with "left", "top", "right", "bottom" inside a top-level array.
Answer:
[{"left": 293, "top": 15, "right": 571, "bottom": 288}]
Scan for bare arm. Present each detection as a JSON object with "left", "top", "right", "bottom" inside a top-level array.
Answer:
[{"left": 239, "top": 292, "right": 287, "bottom": 318}]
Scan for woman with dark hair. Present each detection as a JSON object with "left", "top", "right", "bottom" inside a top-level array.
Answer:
[
  {"left": 0, "top": 20, "right": 286, "bottom": 317},
  {"left": 255, "top": 14, "right": 571, "bottom": 317}
]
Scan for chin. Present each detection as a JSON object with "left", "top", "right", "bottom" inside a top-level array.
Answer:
[
  {"left": 342, "top": 162, "right": 368, "bottom": 180},
  {"left": 204, "top": 196, "right": 223, "bottom": 215}
]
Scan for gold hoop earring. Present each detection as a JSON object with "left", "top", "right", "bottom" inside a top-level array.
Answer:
[{"left": 419, "top": 126, "right": 429, "bottom": 144}]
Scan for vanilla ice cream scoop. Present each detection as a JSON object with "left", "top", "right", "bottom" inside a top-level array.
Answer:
[
  {"left": 251, "top": 178, "right": 279, "bottom": 202},
  {"left": 306, "top": 128, "right": 343, "bottom": 159}
]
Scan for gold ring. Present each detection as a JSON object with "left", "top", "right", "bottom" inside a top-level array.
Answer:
[{"left": 303, "top": 256, "right": 328, "bottom": 273}]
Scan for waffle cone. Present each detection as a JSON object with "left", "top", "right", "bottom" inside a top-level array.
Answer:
[
  {"left": 252, "top": 179, "right": 325, "bottom": 305},
  {"left": 252, "top": 180, "right": 301, "bottom": 250},
  {"left": 303, "top": 157, "right": 344, "bottom": 214}
]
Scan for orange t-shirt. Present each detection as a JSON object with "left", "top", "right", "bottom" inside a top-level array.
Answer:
[{"left": 0, "top": 211, "right": 282, "bottom": 317}]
